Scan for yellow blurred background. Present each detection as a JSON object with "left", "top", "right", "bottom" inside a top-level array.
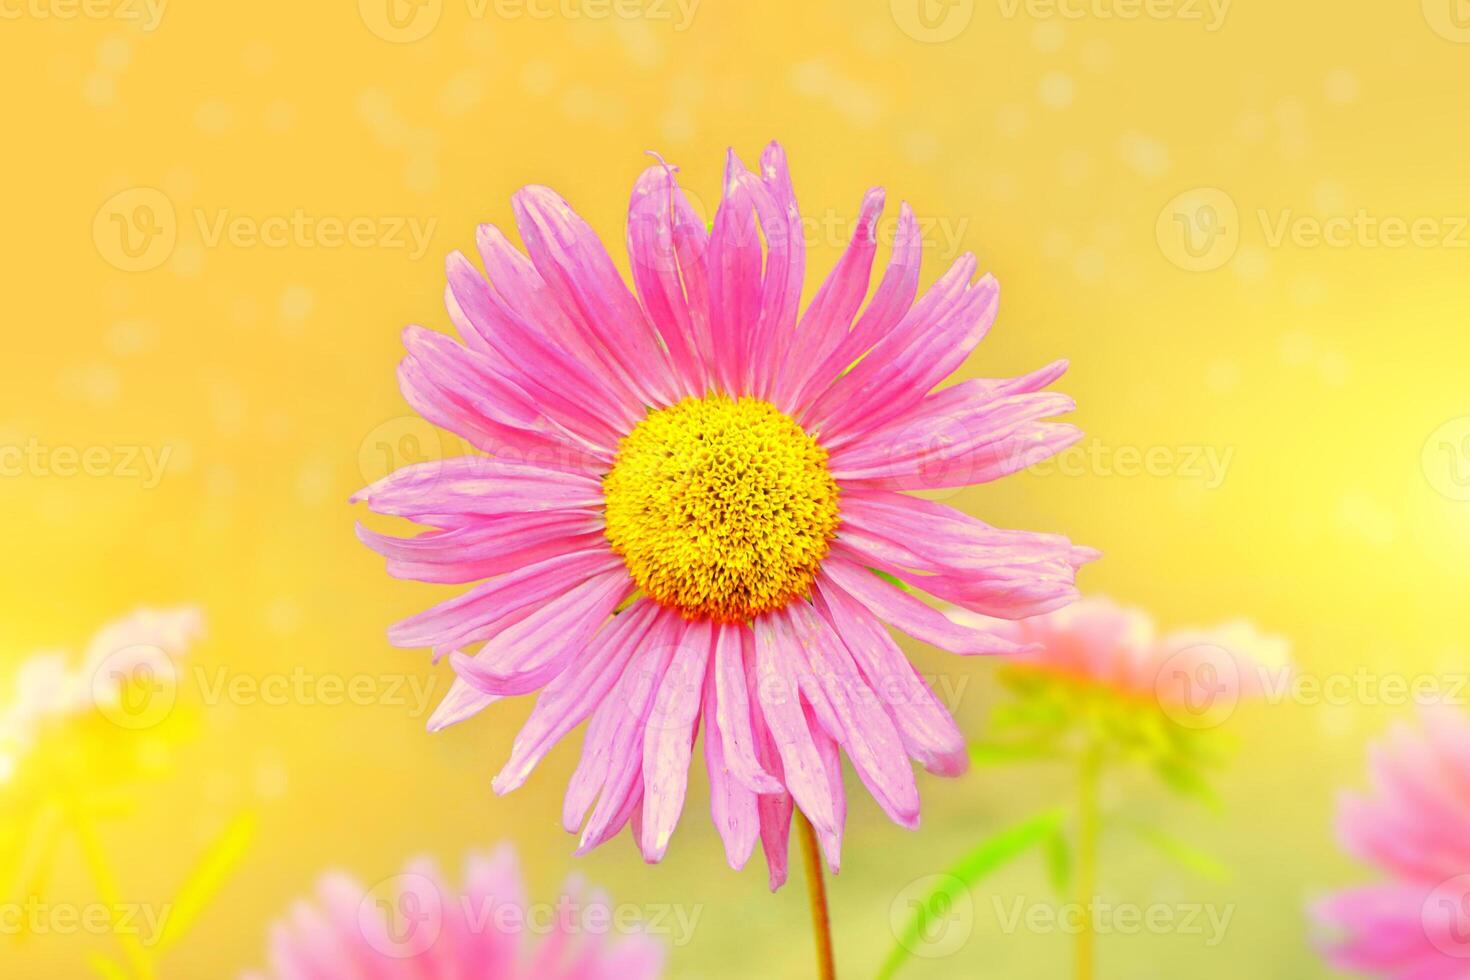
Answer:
[{"left": 3, "top": 0, "right": 1469, "bottom": 975}]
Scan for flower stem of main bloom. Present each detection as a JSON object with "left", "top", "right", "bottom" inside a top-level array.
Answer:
[
  {"left": 1075, "top": 744, "right": 1102, "bottom": 980},
  {"left": 796, "top": 811, "right": 837, "bottom": 980}
]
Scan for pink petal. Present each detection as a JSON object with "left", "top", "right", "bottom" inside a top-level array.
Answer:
[
  {"left": 713, "top": 624, "right": 784, "bottom": 794},
  {"left": 787, "top": 602, "right": 921, "bottom": 829},
  {"left": 773, "top": 187, "right": 884, "bottom": 412},
  {"left": 449, "top": 570, "right": 634, "bottom": 697},
  {"left": 387, "top": 548, "right": 622, "bottom": 650},
  {"left": 787, "top": 203, "right": 923, "bottom": 418},
  {"left": 493, "top": 600, "right": 660, "bottom": 794},
  {"left": 626, "top": 161, "right": 709, "bottom": 397},
  {"left": 702, "top": 666, "right": 760, "bottom": 870},
  {"left": 565, "top": 608, "right": 683, "bottom": 848},
  {"left": 814, "top": 573, "right": 968, "bottom": 776},
  {"left": 822, "top": 555, "right": 1033, "bottom": 655},
  {"left": 512, "top": 185, "right": 679, "bottom": 408},
  {"left": 753, "top": 611, "right": 838, "bottom": 838},
  {"left": 706, "top": 150, "right": 763, "bottom": 394},
  {"left": 640, "top": 618, "right": 714, "bottom": 862}
]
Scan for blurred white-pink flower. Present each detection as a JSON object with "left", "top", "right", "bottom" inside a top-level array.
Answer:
[{"left": 242, "top": 846, "right": 665, "bottom": 980}]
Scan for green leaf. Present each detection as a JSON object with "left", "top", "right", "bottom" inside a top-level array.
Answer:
[
  {"left": 83, "top": 952, "right": 132, "bottom": 980},
  {"left": 868, "top": 568, "right": 913, "bottom": 592},
  {"left": 152, "top": 811, "right": 257, "bottom": 954},
  {"left": 968, "top": 741, "right": 1063, "bottom": 766},
  {"left": 878, "top": 808, "right": 1065, "bottom": 980},
  {"left": 1126, "top": 823, "right": 1230, "bottom": 882},
  {"left": 1155, "top": 758, "right": 1221, "bottom": 809},
  {"left": 1043, "top": 827, "right": 1072, "bottom": 895}
]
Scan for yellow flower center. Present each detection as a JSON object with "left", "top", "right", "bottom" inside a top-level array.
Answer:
[{"left": 603, "top": 395, "right": 841, "bottom": 624}]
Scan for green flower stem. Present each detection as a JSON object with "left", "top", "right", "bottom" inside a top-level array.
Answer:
[{"left": 1075, "top": 745, "right": 1102, "bottom": 980}]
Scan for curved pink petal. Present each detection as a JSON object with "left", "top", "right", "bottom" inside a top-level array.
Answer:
[
  {"left": 823, "top": 555, "right": 1035, "bottom": 656},
  {"left": 813, "top": 573, "right": 968, "bottom": 776},
  {"left": 752, "top": 611, "right": 838, "bottom": 838},
  {"left": 773, "top": 187, "right": 884, "bottom": 412},
  {"left": 640, "top": 618, "right": 713, "bottom": 862},
  {"left": 627, "top": 161, "right": 709, "bottom": 397},
  {"left": 512, "top": 186, "right": 679, "bottom": 408},
  {"left": 449, "top": 570, "right": 634, "bottom": 697},
  {"left": 493, "top": 600, "right": 660, "bottom": 794}
]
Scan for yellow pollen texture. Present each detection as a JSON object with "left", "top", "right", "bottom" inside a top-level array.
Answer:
[{"left": 603, "top": 395, "right": 841, "bottom": 624}]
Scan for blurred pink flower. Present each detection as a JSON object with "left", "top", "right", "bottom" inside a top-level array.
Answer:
[
  {"left": 955, "top": 596, "right": 1288, "bottom": 715},
  {"left": 354, "top": 140, "right": 1095, "bottom": 885},
  {"left": 0, "top": 606, "right": 203, "bottom": 778},
  {"left": 243, "top": 846, "right": 665, "bottom": 980},
  {"left": 1315, "top": 708, "right": 1470, "bottom": 974}
]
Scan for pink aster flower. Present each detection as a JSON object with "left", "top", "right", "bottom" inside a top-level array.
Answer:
[
  {"left": 354, "top": 140, "right": 1094, "bottom": 887},
  {"left": 1314, "top": 708, "right": 1470, "bottom": 975},
  {"left": 956, "top": 596, "right": 1288, "bottom": 718},
  {"left": 243, "top": 846, "right": 664, "bottom": 980}
]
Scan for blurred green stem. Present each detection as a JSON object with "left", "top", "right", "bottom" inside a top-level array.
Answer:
[
  {"left": 70, "top": 805, "right": 153, "bottom": 980},
  {"left": 796, "top": 812, "right": 837, "bottom": 980},
  {"left": 1075, "top": 744, "right": 1101, "bottom": 980}
]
